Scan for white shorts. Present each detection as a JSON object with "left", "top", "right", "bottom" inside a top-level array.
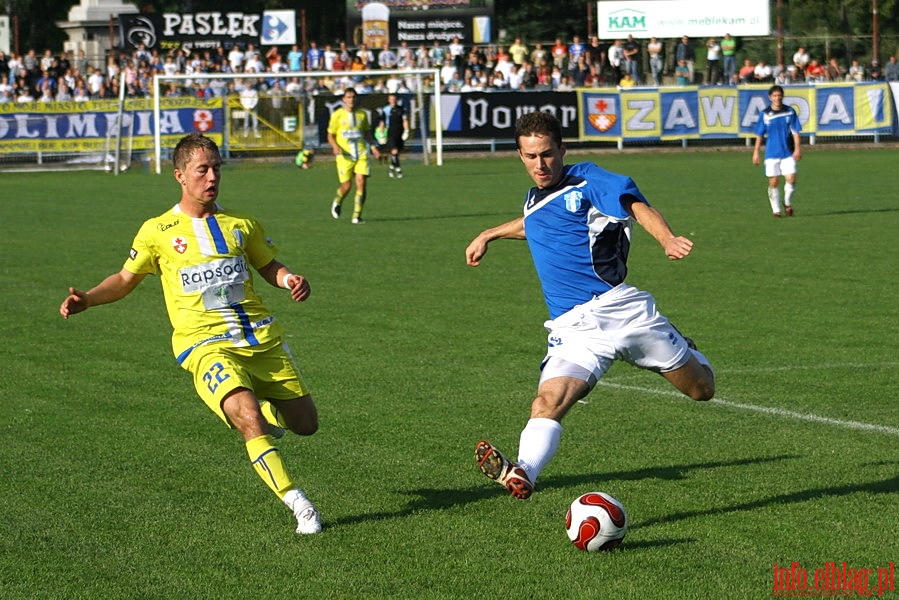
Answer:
[
  {"left": 764, "top": 157, "right": 797, "bottom": 177},
  {"left": 539, "top": 283, "right": 693, "bottom": 386}
]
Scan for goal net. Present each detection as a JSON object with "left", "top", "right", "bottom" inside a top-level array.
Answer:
[{"left": 150, "top": 67, "right": 444, "bottom": 174}]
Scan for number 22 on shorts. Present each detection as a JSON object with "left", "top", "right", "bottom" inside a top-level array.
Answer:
[{"left": 203, "top": 361, "right": 231, "bottom": 394}]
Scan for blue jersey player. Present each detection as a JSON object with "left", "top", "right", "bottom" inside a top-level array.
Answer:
[
  {"left": 465, "top": 111, "right": 716, "bottom": 500},
  {"left": 753, "top": 85, "right": 802, "bottom": 217}
]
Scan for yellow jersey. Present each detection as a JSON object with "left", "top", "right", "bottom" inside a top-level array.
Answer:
[
  {"left": 327, "top": 107, "right": 371, "bottom": 161},
  {"left": 124, "top": 204, "right": 284, "bottom": 363}
]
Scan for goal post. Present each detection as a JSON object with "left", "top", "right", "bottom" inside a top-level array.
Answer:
[{"left": 151, "top": 68, "right": 444, "bottom": 174}]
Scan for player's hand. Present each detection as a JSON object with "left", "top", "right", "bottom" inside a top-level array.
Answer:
[
  {"left": 752, "top": 152, "right": 761, "bottom": 165},
  {"left": 664, "top": 236, "right": 694, "bottom": 260},
  {"left": 285, "top": 275, "right": 311, "bottom": 302},
  {"left": 60, "top": 287, "right": 89, "bottom": 319},
  {"left": 402, "top": 129, "right": 410, "bottom": 141},
  {"left": 465, "top": 238, "right": 489, "bottom": 266}
]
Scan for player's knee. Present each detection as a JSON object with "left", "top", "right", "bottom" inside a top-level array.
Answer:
[
  {"left": 289, "top": 418, "right": 318, "bottom": 436},
  {"left": 688, "top": 375, "right": 715, "bottom": 401}
]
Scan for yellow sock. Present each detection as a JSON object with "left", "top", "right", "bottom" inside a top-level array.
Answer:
[
  {"left": 333, "top": 188, "right": 347, "bottom": 206},
  {"left": 353, "top": 192, "right": 365, "bottom": 219},
  {"left": 260, "top": 401, "right": 286, "bottom": 429},
  {"left": 246, "top": 435, "right": 295, "bottom": 499}
]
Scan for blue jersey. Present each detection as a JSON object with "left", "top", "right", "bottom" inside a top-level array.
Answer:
[
  {"left": 755, "top": 104, "right": 801, "bottom": 159},
  {"left": 523, "top": 162, "right": 648, "bottom": 319}
]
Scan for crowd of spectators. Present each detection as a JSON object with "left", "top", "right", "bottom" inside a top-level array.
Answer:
[{"left": 2, "top": 36, "right": 898, "bottom": 105}]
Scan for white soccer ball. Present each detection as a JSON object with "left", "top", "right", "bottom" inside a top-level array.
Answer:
[{"left": 565, "top": 491, "right": 628, "bottom": 552}]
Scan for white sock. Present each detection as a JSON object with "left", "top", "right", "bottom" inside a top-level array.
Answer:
[
  {"left": 784, "top": 182, "right": 795, "bottom": 206},
  {"left": 282, "top": 489, "right": 311, "bottom": 512},
  {"left": 517, "top": 418, "right": 563, "bottom": 483},
  {"left": 768, "top": 187, "right": 782, "bottom": 214}
]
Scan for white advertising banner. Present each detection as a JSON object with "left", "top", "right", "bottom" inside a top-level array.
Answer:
[
  {"left": 597, "top": 0, "right": 770, "bottom": 39},
  {"left": 0, "top": 16, "right": 9, "bottom": 55}
]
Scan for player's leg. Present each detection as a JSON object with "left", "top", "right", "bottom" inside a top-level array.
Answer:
[
  {"left": 765, "top": 159, "right": 783, "bottom": 216},
  {"left": 331, "top": 157, "right": 353, "bottom": 219},
  {"left": 390, "top": 149, "right": 402, "bottom": 178},
  {"left": 519, "top": 370, "right": 592, "bottom": 478},
  {"left": 265, "top": 395, "right": 318, "bottom": 436},
  {"left": 476, "top": 363, "right": 594, "bottom": 499},
  {"left": 767, "top": 176, "right": 783, "bottom": 216},
  {"left": 250, "top": 342, "right": 323, "bottom": 533},
  {"left": 189, "top": 346, "right": 322, "bottom": 533},
  {"left": 660, "top": 356, "right": 715, "bottom": 401},
  {"left": 351, "top": 163, "right": 370, "bottom": 223},
  {"left": 783, "top": 161, "right": 797, "bottom": 216},
  {"left": 616, "top": 287, "right": 715, "bottom": 401}
]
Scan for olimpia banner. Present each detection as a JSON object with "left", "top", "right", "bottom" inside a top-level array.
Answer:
[
  {"left": 0, "top": 98, "right": 224, "bottom": 153},
  {"left": 579, "top": 83, "right": 895, "bottom": 141}
]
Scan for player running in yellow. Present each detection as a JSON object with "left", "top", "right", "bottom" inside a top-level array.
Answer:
[
  {"left": 328, "top": 87, "right": 381, "bottom": 224},
  {"left": 59, "top": 133, "right": 323, "bottom": 535}
]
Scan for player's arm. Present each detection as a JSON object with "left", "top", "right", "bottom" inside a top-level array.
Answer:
[
  {"left": 626, "top": 199, "right": 694, "bottom": 260},
  {"left": 791, "top": 130, "right": 801, "bottom": 161},
  {"left": 362, "top": 125, "right": 381, "bottom": 159},
  {"left": 327, "top": 130, "right": 341, "bottom": 156},
  {"left": 752, "top": 135, "right": 764, "bottom": 165},
  {"left": 465, "top": 217, "right": 525, "bottom": 267},
  {"left": 257, "top": 259, "right": 310, "bottom": 302},
  {"left": 59, "top": 269, "right": 147, "bottom": 319}
]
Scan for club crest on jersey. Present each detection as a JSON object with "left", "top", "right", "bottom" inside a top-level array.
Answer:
[
  {"left": 564, "top": 190, "right": 583, "bottom": 212},
  {"left": 172, "top": 237, "right": 188, "bottom": 254}
]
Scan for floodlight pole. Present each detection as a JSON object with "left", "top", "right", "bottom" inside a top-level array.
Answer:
[
  {"left": 776, "top": 0, "right": 784, "bottom": 67},
  {"left": 872, "top": 0, "right": 880, "bottom": 64}
]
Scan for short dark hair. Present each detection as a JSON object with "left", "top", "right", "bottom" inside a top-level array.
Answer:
[
  {"left": 769, "top": 84, "right": 785, "bottom": 96},
  {"left": 514, "top": 111, "right": 563, "bottom": 149},
  {"left": 173, "top": 133, "right": 219, "bottom": 170}
]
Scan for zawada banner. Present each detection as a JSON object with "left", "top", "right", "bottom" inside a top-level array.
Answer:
[{"left": 578, "top": 83, "right": 895, "bottom": 141}]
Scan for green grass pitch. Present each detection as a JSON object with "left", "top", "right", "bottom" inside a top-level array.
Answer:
[{"left": 1, "top": 147, "right": 897, "bottom": 598}]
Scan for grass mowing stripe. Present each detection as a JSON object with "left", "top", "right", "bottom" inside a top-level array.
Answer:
[{"left": 596, "top": 381, "right": 899, "bottom": 436}]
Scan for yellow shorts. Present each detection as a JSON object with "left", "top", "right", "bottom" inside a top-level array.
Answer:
[
  {"left": 182, "top": 339, "right": 310, "bottom": 426},
  {"left": 336, "top": 153, "right": 370, "bottom": 183}
]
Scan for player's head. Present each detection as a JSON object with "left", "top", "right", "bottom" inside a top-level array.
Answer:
[
  {"left": 173, "top": 133, "right": 220, "bottom": 171},
  {"left": 514, "top": 111, "right": 566, "bottom": 190},
  {"left": 515, "top": 111, "right": 563, "bottom": 150},
  {"left": 768, "top": 85, "right": 785, "bottom": 108},
  {"left": 173, "top": 133, "right": 222, "bottom": 204},
  {"left": 342, "top": 87, "right": 358, "bottom": 109}
]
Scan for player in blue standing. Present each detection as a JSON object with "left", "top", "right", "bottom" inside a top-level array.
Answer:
[
  {"left": 752, "top": 85, "right": 802, "bottom": 217},
  {"left": 465, "top": 111, "right": 716, "bottom": 499}
]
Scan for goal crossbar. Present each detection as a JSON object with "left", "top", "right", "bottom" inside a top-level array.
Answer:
[{"left": 151, "top": 68, "right": 444, "bottom": 174}]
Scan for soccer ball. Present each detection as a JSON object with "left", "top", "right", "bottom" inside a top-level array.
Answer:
[{"left": 565, "top": 492, "right": 628, "bottom": 552}]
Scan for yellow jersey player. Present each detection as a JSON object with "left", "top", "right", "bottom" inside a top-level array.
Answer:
[
  {"left": 59, "top": 133, "right": 323, "bottom": 535},
  {"left": 327, "top": 87, "right": 381, "bottom": 224}
]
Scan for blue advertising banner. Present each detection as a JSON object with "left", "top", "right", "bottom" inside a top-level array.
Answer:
[{"left": 0, "top": 98, "right": 224, "bottom": 152}]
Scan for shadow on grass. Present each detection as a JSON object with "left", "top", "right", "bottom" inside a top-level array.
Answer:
[
  {"left": 632, "top": 474, "right": 899, "bottom": 530},
  {"left": 807, "top": 207, "right": 899, "bottom": 217},
  {"left": 325, "top": 455, "right": 801, "bottom": 529},
  {"left": 368, "top": 211, "right": 513, "bottom": 223}
]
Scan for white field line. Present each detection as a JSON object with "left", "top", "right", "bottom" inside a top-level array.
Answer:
[
  {"left": 714, "top": 362, "right": 899, "bottom": 374},
  {"left": 593, "top": 381, "right": 899, "bottom": 437}
]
